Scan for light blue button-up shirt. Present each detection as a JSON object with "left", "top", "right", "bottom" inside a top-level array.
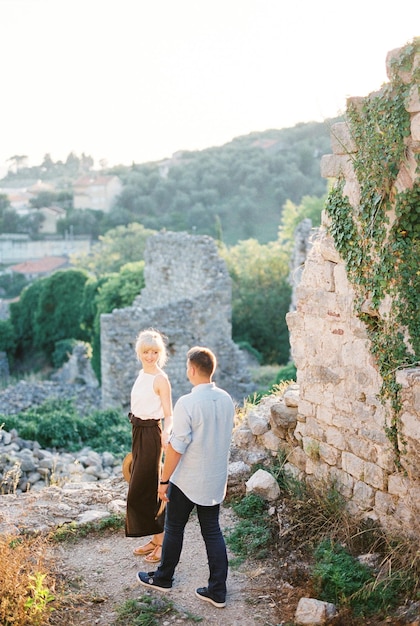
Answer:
[{"left": 169, "top": 382, "right": 235, "bottom": 506}]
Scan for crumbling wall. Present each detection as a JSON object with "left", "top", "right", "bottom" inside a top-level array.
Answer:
[
  {"left": 285, "top": 43, "right": 420, "bottom": 537},
  {"left": 100, "top": 231, "right": 253, "bottom": 409}
]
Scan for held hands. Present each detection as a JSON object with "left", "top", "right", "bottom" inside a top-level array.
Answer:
[
  {"left": 161, "top": 430, "right": 171, "bottom": 449},
  {"left": 158, "top": 483, "right": 169, "bottom": 501}
]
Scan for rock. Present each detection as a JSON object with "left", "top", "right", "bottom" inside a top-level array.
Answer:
[
  {"left": 245, "top": 468, "right": 280, "bottom": 502},
  {"left": 294, "top": 597, "right": 337, "bottom": 625}
]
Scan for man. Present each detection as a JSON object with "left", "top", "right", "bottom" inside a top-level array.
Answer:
[{"left": 137, "top": 346, "right": 235, "bottom": 608}]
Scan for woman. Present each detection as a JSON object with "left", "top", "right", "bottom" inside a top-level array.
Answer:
[{"left": 125, "top": 328, "right": 173, "bottom": 564}]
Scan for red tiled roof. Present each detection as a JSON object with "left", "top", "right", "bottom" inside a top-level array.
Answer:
[{"left": 10, "top": 256, "right": 69, "bottom": 275}]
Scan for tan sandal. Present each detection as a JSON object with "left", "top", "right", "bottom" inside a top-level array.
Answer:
[
  {"left": 133, "top": 540, "right": 158, "bottom": 556},
  {"left": 144, "top": 544, "right": 162, "bottom": 563}
]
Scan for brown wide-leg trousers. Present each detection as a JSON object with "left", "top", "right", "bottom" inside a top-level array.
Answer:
[{"left": 125, "top": 416, "right": 165, "bottom": 537}]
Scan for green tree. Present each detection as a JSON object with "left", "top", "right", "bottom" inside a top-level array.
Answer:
[
  {"left": 34, "top": 269, "right": 89, "bottom": 356},
  {"left": 9, "top": 278, "right": 47, "bottom": 354},
  {"left": 80, "top": 261, "right": 145, "bottom": 380},
  {"left": 57, "top": 208, "right": 104, "bottom": 238},
  {"left": 222, "top": 239, "right": 292, "bottom": 364},
  {"left": 0, "top": 319, "right": 16, "bottom": 357},
  {"left": 278, "top": 194, "right": 326, "bottom": 249},
  {"left": 0, "top": 271, "right": 29, "bottom": 298},
  {"left": 72, "top": 222, "right": 155, "bottom": 276}
]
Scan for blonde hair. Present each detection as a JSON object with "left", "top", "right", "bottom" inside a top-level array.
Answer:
[{"left": 135, "top": 328, "right": 168, "bottom": 367}]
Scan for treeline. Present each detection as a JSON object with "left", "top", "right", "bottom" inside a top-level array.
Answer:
[
  {"left": 0, "top": 195, "right": 324, "bottom": 376},
  {"left": 1, "top": 120, "right": 338, "bottom": 245},
  {"left": 109, "top": 121, "right": 334, "bottom": 244}
]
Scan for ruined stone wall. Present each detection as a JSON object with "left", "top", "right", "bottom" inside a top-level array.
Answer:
[
  {"left": 285, "top": 44, "right": 420, "bottom": 537},
  {"left": 100, "top": 231, "right": 253, "bottom": 409}
]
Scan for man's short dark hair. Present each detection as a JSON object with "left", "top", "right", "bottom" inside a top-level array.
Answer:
[{"left": 187, "top": 346, "right": 216, "bottom": 377}]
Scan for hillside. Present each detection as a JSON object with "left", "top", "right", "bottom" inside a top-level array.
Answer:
[
  {"left": 1, "top": 119, "right": 340, "bottom": 245},
  {"left": 110, "top": 119, "right": 339, "bottom": 244}
]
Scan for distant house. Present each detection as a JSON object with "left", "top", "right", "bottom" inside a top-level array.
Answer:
[
  {"left": 9, "top": 256, "right": 69, "bottom": 280},
  {"left": 4, "top": 189, "right": 32, "bottom": 211},
  {"left": 38, "top": 206, "right": 66, "bottom": 234},
  {"left": 73, "top": 175, "right": 122, "bottom": 212},
  {"left": 0, "top": 180, "right": 55, "bottom": 211}
]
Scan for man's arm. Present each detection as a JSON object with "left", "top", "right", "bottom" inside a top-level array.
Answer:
[{"left": 158, "top": 443, "right": 182, "bottom": 500}]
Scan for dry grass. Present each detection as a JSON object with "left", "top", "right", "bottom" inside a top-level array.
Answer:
[{"left": 0, "top": 534, "right": 57, "bottom": 626}]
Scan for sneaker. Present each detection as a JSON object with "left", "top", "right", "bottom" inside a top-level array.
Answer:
[
  {"left": 195, "top": 586, "right": 226, "bottom": 608},
  {"left": 136, "top": 571, "right": 172, "bottom": 592}
]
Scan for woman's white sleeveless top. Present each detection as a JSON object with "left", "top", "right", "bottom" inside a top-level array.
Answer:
[{"left": 130, "top": 371, "right": 163, "bottom": 420}]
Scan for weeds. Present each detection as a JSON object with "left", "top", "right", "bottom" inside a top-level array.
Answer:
[
  {"left": 114, "top": 596, "right": 202, "bottom": 625},
  {"left": 226, "top": 493, "right": 275, "bottom": 564},
  {"left": 1, "top": 459, "right": 22, "bottom": 494},
  {"left": 50, "top": 513, "right": 125, "bottom": 543},
  {"left": 0, "top": 534, "right": 56, "bottom": 626},
  {"left": 312, "top": 539, "right": 415, "bottom": 617},
  {"left": 242, "top": 452, "right": 420, "bottom": 621}
]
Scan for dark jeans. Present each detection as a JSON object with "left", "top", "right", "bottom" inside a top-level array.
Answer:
[{"left": 153, "top": 483, "right": 228, "bottom": 601}]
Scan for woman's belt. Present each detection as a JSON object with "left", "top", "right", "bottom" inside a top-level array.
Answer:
[{"left": 128, "top": 412, "right": 161, "bottom": 427}]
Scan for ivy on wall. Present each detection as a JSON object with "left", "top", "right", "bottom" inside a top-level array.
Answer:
[{"left": 325, "top": 38, "right": 420, "bottom": 468}]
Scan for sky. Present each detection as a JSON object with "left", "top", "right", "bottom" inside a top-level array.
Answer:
[{"left": 0, "top": 0, "right": 419, "bottom": 173}]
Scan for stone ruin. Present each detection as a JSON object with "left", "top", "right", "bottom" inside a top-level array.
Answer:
[
  {"left": 283, "top": 43, "right": 420, "bottom": 538},
  {"left": 100, "top": 231, "right": 254, "bottom": 410}
]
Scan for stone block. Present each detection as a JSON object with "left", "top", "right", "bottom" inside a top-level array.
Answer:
[
  {"left": 232, "top": 428, "right": 255, "bottom": 448},
  {"left": 283, "top": 383, "right": 299, "bottom": 407},
  {"left": 319, "top": 442, "right": 339, "bottom": 466},
  {"left": 363, "top": 461, "right": 385, "bottom": 490},
  {"left": 316, "top": 405, "right": 334, "bottom": 426},
  {"left": 330, "top": 467, "right": 354, "bottom": 499},
  {"left": 326, "top": 426, "right": 346, "bottom": 450},
  {"left": 412, "top": 112, "right": 420, "bottom": 142},
  {"left": 260, "top": 430, "right": 281, "bottom": 453},
  {"left": 395, "top": 147, "right": 418, "bottom": 192},
  {"left": 333, "top": 263, "right": 350, "bottom": 294},
  {"left": 320, "top": 153, "right": 356, "bottom": 179},
  {"left": 352, "top": 480, "right": 374, "bottom": 509},
  {"left": 317, "top": 233, "right": 342, "bottom": 264},
  {"left": 388, "top": 473, "right": 410, "bottom": 496},
  {"left": 406, "top": 83, "right": 420, "bottom": 113},
  {"left": 248, "top": 409, "right": 270, "bottom": 435},
  {"left": 270, "top": 401, "right": 298, "bottom": 436},
  {"left": 329, "top": 121, "right": 357, "bottom": 154},
  {"left": 288, "top": 446, "right": 307, "bottom": 472},
  {"left": 342, "top": 452, "right": 364, "bottom": 480},
  {"left": 306, "top": 462, "right": 329, "bottom": 483},
  {"left": 347, "top": 435, "right": 377, "bottom": 462},
  {"left": 375, "top": 490, "right": 395, "bottom": 515},
  {"left": 304, "top": 417, "right": 325, "bottom": 441},
  {"left": 343, "top": 180, "right": 361, "bottom": 209},
  {"left": 283, "top": 462, "right": 304, "bottom": 481}
]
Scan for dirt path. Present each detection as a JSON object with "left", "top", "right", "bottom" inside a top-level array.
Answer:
[{"left": 51, "top": 506, "right": 295, "bottom": 625}]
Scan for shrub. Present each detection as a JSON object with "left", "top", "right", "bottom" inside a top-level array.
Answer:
[
  {"left": 0, "top": 400, "right": 130, "bottom": 455},
  {"left": 51, "top": 338, "right": 80, "bottom": 368}
]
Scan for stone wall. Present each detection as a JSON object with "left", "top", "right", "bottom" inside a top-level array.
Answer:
[
  {"left": 100, "top": 231, "right": 254, "bottom": 409},
  {"left": 284, "top": 44, "right": 420, "bottom": 537}
]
